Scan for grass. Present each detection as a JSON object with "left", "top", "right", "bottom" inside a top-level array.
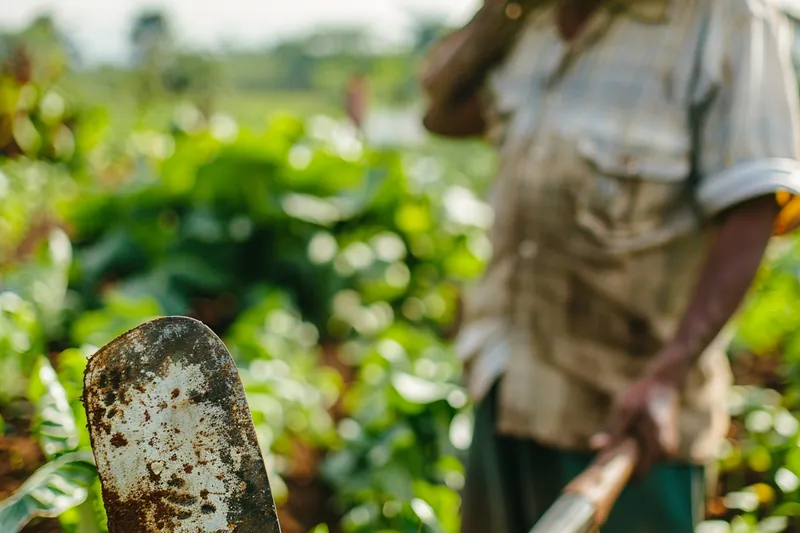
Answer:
[
  {"left": 59, "top": 70, "right": 340, "bottom": 140},
  {"left": 56, "top": 69, "right": 497, "bottom": 189}
]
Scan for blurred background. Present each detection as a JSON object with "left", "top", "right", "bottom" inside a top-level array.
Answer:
[{"left": 2, "top": 1, "right": 800, "bottom": 533}]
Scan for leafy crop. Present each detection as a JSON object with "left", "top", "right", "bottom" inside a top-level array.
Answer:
[{"left": 1, "top": 59, "right": 800, "bottom": 533}]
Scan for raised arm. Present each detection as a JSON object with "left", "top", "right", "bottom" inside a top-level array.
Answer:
[{"left": 419, "top": 1, "right": 534, "bottom": 138}]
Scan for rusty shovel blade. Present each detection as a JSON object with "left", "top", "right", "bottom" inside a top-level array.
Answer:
[{"left": 83, "top": 316, "right": 281, "bottom": 533}]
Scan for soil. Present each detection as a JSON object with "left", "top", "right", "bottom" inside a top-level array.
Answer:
[
  {"left": 0, "top": 401, "right": 63, "bottom": 533},
  {"left": 276, "top": 341, "right": 355, "bottom": 533}
]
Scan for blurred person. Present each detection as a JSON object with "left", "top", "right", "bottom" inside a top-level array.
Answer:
[
  {"left": 344, "top": 72, "right": 369, "bottom": 132},
  {"left": 421, "top": 0, "right": 800, "bottom": 531},
  {"left": 5, "top": 45, "right": 33, "bottom": 84}
]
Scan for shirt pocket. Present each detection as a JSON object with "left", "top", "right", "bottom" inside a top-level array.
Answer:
[{"left": 573, "top": 136, "right": 695, "bottom": 253}]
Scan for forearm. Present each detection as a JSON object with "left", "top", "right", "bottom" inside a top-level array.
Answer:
[
  {"left": 420, "top": 3, "right": 513, "bottom": 104},
  {"left": 420, "top": 28, "right": 475, "bottom": 105},
  {"left": 650, "top": 195, "right": 780, "bottom": 385},
  {"left": 419, "top": 16, "right": 491, "bottom": 137},
  {"left": 420, "top": 1, "right": 532, "bottom": 137}
]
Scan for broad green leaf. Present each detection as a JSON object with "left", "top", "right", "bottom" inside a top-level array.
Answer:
[
  {"left": 413, "top": 481, "right": 460, "bottom": 533},
  {"left": 71, "top": 291, "right": 162, "bottom": 347},
  {"left": 58, "top": 501, "right": 103, "bottom": 533},
  {"left": 28, "top": 356, "right": 80, "bottom": 459},
  {"left": 56, "top": 481, "right": 106, "bottom": 533},
  {"left": 390, "top": 372, "right": 453, "bottom": 405},
  {"left": 0, "top": 452, "right": 96, "bottom": 533},
  {"left": 2, "top": 228, "right": 72, "bottom": 333},
  {"left": 74, "top": 229, "right": 141, "bottom": 286},
  {"left": 158, "top": 253, "right": 234, "bottom": 293},
  {"left": 55, "top": 348, "right": 95, "bottom": 450},
  {"left": 0, "top": 292, "right": 40, "bottom": 402},
  {"left": 395, "top": 203, "right": 432, "bottom": 234},
  {"left": 758, "top": 516, "right": 788, "bottom": 533}
]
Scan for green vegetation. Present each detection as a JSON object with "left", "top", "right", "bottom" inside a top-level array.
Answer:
[{"left": 2, "top": 10, "right": 800, "bottom": 533}]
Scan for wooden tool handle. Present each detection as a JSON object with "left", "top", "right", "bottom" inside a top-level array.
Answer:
[
  {"left": 528, "top": 438, "right": 639, "bottom": 533},
  {"left": 564, "top": 438, "right": 639, "bottom": 526}
]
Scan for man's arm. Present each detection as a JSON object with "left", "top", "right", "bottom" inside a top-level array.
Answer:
[
  {"left": 419, "top": 23, "right": 488, "bottom": 138},
  {"left": 648, "top": 195, "right": 778, "bottom": 385},
  {"left": 594, "top": 1, "right": 800, "bottom": 474},
  {"left": 419, "top": 1, "right": 533, "bottom": 138},
  {"left": 653, "top": 3, "right": 800, "bottom": 382},
  {"left": 592, "top": 196, "right": 779, "bottom": 475}
]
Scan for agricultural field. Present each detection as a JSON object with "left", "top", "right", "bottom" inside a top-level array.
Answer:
[{"left": 2, "top": 12, "right": 800, "bottom": 533}]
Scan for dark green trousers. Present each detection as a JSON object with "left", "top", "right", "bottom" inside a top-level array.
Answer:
[{"left": 460, "top": 383, "right": 705, "bottom": 533}]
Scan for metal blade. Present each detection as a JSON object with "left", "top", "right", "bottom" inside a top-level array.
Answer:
[{"left": 83, "top": 316, "right": 281, "bottom": 533}]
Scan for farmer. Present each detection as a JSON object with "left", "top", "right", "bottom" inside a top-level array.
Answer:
[
  {"left": 421, "top": 0, "right": 800, "bottom": 531},
  {"left": 344, "top": 72, "right": 369, "bottom": 132}
]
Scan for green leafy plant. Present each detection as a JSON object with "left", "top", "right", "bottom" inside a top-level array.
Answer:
[
  {"left": 0, "top": 452, "right": 96, "bottom": 531},
  {"left": 5, "top": 44, "right": 800, "bottom": 533},
  {"left": 0, "top": 356, "right": 98, "bottom": 532}
]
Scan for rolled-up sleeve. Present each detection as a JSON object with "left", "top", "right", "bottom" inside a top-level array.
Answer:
[{"left": 696, "top": 2, "right": 800, "bottom": 233}]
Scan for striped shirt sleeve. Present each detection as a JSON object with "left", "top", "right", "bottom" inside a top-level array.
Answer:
[{"left": 696, "top": 1, "right": 800, "bottom": 232}]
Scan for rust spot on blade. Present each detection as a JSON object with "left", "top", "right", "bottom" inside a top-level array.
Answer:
[{"left": 83, "top": 316, "right": 281, "bottom": 533}]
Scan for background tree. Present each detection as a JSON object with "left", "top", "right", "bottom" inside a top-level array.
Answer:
[{"left": 130, "top": 10, "right": 175, "bottom": 106}]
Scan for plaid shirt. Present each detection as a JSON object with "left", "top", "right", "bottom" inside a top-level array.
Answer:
[{"left": 455, "top": 0, "right": 800, "bottom": 464}]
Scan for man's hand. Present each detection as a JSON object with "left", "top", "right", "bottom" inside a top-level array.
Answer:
[
  {"left": 590, "top": 195, "right": 780, "bottom": 479},
  {"left": 590, "top": 371, "right": 680, "bottom": 479}
]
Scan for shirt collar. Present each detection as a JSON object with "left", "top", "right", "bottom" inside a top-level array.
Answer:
[
  {"left": 611, "top": 0, "right": 671, "bottom": 23},
  {"left": 527, "top": 0, "right": 671, "bottom": 26}
]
